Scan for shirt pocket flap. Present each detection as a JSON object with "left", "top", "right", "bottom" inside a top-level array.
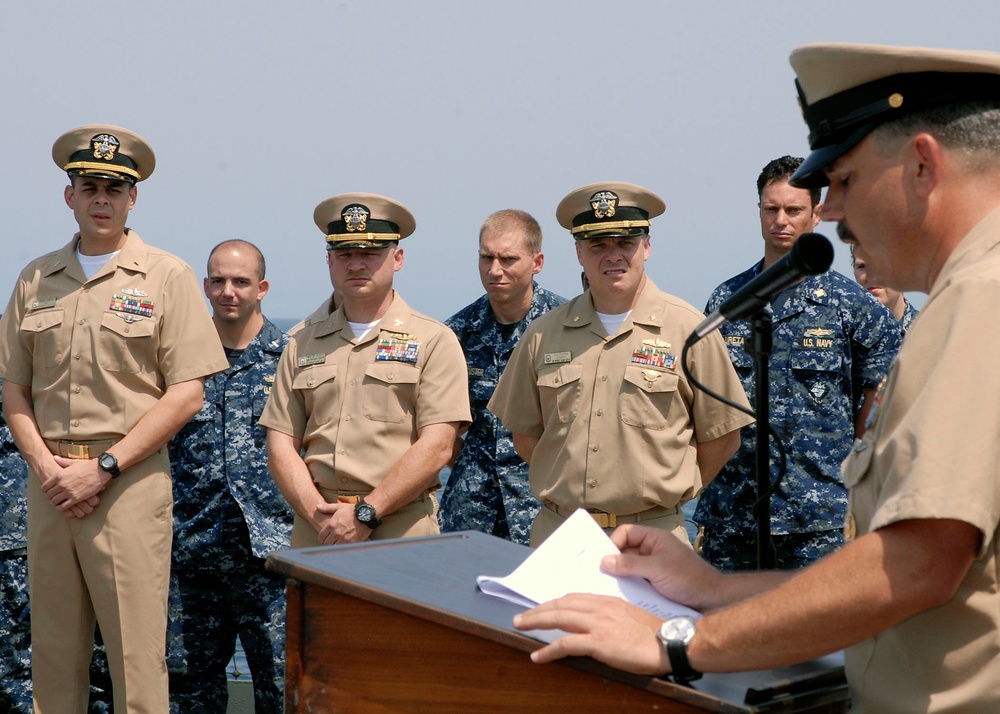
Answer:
[
  {"left": 622, "top": 364, "right": 679, "bottom": 393},
  {"left": 101, "top": 311, "right": 156, "bottom": 337},
  {"left": 841, "top": 437, "right": 875, "bottom": 489},
  {"left": 22, "top": 308, "right": 65, "bottom": 333},
  {"left": 536, "top": 363, "right": 583, "bottom": 389},
  {"left": 364, "top": 361, "right": 420, "bottom": 385},
  {"left": 292, "top": 363, "right": 338, "bottom": 390}
]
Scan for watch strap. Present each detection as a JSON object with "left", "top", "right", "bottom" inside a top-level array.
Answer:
[{"left": 666, "top": 638, "right": 701, "bottom": 683}]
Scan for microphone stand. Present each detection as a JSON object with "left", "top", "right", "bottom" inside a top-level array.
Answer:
[{"left": 748, "top": 307, "right": 777, "bottom": 570}]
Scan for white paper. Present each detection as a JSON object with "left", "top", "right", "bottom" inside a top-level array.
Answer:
[{"left": 477, "top": 509, "right": 700, "bottom": 642}]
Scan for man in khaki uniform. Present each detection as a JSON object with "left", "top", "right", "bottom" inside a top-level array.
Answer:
[
  {"left": 0, "top": 125, "right": 228, "bottom": 713},
  {"left": 261, "top": 193, "right": 471, "bottom": 546},
  {"left": 513, "top": 44, "right": 1000, "bottom": 713},
  {"left": 489, "top": 182, "right": 753, "bottom": 546}
]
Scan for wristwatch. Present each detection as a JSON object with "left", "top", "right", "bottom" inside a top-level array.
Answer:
[
  {"left": 98, "top": 452, "right": 121, "bottom": 479},
  {"left": 354, "top": 498, "right": 382, "bottom": 530},
  {"left": 657, "top": 616, "right": 701, "bottom": 683}
]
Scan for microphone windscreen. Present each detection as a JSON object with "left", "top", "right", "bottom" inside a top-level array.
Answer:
[{"left": 791, "top": 232, "right": 835, "bottom": 276}]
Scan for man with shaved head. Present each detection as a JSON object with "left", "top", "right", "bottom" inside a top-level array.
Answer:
[{"left": 167, "top": 239, "right": 293, "bottom": 713}]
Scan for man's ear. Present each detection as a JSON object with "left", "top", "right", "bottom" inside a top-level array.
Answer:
[{"left": 910, "top": 133, "right": 944, "bottom": 200}]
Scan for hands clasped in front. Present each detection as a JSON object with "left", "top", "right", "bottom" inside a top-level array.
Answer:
[
  {"left": 314, "top": 501, "right": 372, "bottom": 545},
  {"left": 40, "top": 455, "right": 108, "bottom": 518}
]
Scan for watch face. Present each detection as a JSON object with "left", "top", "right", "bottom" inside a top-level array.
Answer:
[
  {"left": 357, "top": 503, "right": 376, "bottom": 523},
  {"left": 660, "top": 617, "right": 697, "bottom": 643},
  {"left": 100, "top": 454, "right": 115, "bottom": 469}
]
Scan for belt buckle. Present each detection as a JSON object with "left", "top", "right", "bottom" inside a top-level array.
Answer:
[
  {"left": 67, "top": 443, "right": 90, "bottom": 460},
  {"left": 337, "top": 495, "right": 362, "bottom": 505},
  {"left": 587, "top": 509, "right": 617, "bottom": 529}
]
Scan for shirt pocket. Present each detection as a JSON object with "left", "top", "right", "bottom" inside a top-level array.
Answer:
[
  {"left": 363, "top": 361, "right": 419, "bottom": 424},
  {"left": 21, "top": 308, "right": 66, "bottom": 369},
  {"left": 536, "top": 363, "right": 583, "bottom": 424},
  {"left": 292, "top": 363, "right": 339, "bottom": 425},
  {"left": 620, "top": 364, "right": 679, "bottom": 430},
  {"left": 99, "top": 312, "right": 156, "bottom": 373},
  {"left": 172, "top": 401, "right": 221, "bottom": 466},
  {"left": 790, "top": 348, "right": 843, "bottom": 405}
]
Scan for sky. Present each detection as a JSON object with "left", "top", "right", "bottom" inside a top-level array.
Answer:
[{"left": 4, "top": 1, "right": 999, "bottom": 323}]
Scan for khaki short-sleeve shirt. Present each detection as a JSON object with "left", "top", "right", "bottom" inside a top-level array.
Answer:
[
  {"left": 840, "top": 208, "right": 1000, "bottom": 713},
  {"left": 260, "top": 292, "right": 471, "bottom": 490},
  {"left": 0, "top": 231, "right": 228, "bottom": 439},
  {"left": 489, "top": 279, "right": 752, "bottom": 515}
]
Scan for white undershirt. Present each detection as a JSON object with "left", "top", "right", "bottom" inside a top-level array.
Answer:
[
  {"left": 596, "top": 310, "right": 631, "bottom": 336},
  {"left": 349, "top": 319, "right": 381, "bottom": 342},
  {"left": 76, "top": 247, "right": 120, "bottom": 282}
]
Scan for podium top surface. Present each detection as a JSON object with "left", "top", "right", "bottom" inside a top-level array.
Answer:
[{"left": 268, "top": 531, "right": 847, "bottom": 713}]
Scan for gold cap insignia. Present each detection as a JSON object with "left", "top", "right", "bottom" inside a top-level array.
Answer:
[
  {"left": 342, "top": 204, "right": 370, "bottom": 233},
  {"left": 888, "top": 93, "right": 904, "bottom": 108},
  {"left": 92, "top": 134, "right": 120, "bottom": 161},
  {"left": 590, "top": 191, "right": 618, "bottom": 219}
]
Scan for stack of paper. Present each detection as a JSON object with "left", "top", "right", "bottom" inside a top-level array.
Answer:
[{"left": 477, "top": 509, "right": 700, "bottom": 642}]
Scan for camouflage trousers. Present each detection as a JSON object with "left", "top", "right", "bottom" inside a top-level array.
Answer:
[
  {"left": 439, "top": 472, "right": 540, "bottom": 546},
  {"left": 698, "top": 527, "right": 844, "bottom": 571},
  {"left": 0, "top": 552, "right": 114, "bottom": 713},
  {"left": 167, "top": 563, "right": 286, "bottom": 714}
]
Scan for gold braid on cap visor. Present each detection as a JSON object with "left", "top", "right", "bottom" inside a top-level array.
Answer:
[
  {"left": 326, "top": 231, "right": 401, "bottom": 243},
  {"left": 63, "top": 160, "right": 141, "bottom": 181},
  {"left": 571, "top": 219, "right": 650, "bottom": 237}
]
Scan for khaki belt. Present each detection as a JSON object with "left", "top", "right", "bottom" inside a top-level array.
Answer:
[
  {"left": 44, "top": 438, "right": 119, "bottom": 460},
  {"left": 545, "top": 502, "right": 680, "bottom": 529}
]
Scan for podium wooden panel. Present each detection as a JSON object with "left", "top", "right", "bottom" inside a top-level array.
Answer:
[{"left": 267, "top": 531, "right": 849, "bottom": 713}]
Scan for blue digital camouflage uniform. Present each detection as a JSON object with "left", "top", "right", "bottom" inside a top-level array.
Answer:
[
  {"left": 167, "top": 317, "right": 293, "bottom": 714},
  {"left": 900, "top": 298, "right": 919, "bottom": 336},
  {"left": 694, "top": 265, "right": 901, "bottom": 570},
  {"left": 0, "top": 374, "right": 31, "bottom": 714},
  {"left": 439, "top": 283, "right": 566, "bottom": 545}
]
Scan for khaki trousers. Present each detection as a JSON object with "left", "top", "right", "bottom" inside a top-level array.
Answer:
[
  {"left": 290, "top": 488, "right": 440, "bottom": 548},
  {"left": 530, "top": 504, "right": 690, "bottom": 548},
  {"left": 28, "top": 449, "right": 172, "bottom": 714}
]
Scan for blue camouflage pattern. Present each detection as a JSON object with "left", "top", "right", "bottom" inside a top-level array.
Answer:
[
  {"left": 439, "top": 283, "right": 566, "bottom": 545},
  {"left": 167, "top": 317, "right": 292, "bottom": 714},
  {"left": 900, "top": 298, "right": 919, "bottom": 336},
  {"left": 694, "top": 264, "right": 901, "bottom": 570}
]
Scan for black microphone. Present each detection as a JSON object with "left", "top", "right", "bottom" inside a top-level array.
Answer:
[{"left": 687, "top": 232, "right": 834, "bottom": 345}]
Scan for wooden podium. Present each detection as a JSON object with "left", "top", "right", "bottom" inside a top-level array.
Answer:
[{"left": 267, "top": 532, "right": 849, "bottom": 713}]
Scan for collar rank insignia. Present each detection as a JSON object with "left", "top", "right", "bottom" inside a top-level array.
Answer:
[
  {"left": 92, "top": 134, "right": 120, "bottom": 161},
  {"left": 632, "top": 343, "right": 676, "bottom": 371},
  {"left": 813, "top": 288, "right": 827, "bottom": 298},
  {"left": 375, "top": 336, "right": 420, "bottom": 363},
  {"left": 590, "top": 190, "right": 618, "bottom": 219},
  {"left": 109, "top": 293, "right": 154, "bottom": 318},
  {"left": 343, "top": 204, "right": 370, "bottom": 232}
]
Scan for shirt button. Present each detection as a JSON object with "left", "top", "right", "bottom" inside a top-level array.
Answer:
[
  {"left": 78, "top": 319, "right": 85, "bottom": 325},
  {"left": 74, "top": 353, "right": 82, "bottom": 360},
  {"left": 345, "top": 415, "right": 352, "bottom": 421},
  {"left": 601, "top": 375, "right": 608, "bottom": 382},
  {"left": 72, "top": 420, "right": 80, "bottom": 427},
  {"left": 588, "top": 480, "right": 597, "bottom": 489},
  {"left": 340, "top": 477, "right": 348, "bottom": 483},
  {"left": 591, "top": 444, "right": 599, "bottom": 452},
  {"left": 596, "top": 408, "right": 604, "bottom": 416},
  {"left": 339, "top": 449, "right": 346, "bottom": 455},
  {"left": 74, "top": 386, "right": 81, "bottom": 394},
  {"left": 350, "top": 379, "right": 357, "bottom": 387}
]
